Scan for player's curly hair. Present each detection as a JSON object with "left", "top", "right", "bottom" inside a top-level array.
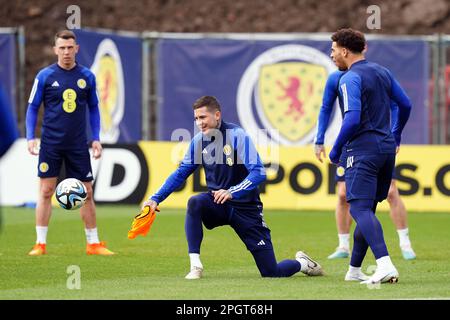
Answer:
[
  {"left": 331, "top": 28, "right": 366, "bottom": 53},
  {"left": 192, "top": 96, "right": 221, "bottom": 112}
]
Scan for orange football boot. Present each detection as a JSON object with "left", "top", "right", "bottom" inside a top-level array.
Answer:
[
  {"left": 127, "top": 205, "right": 159, "bottom": 239},
  {"left": 28, "top": 243, "right": 46, "bottom": 256},
  {"left": 86, "top": 241, "right": 115, "bottom": 255}
]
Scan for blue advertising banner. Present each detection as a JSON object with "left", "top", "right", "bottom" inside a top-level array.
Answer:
[
  {"left": 157, "top": 38, "right": 429, "bottom": 145},
  {"left": 74, "top": 29, "right": 142, "bottom": 143},
  {"left": 0, "top": 33, "right": 16, "bottom": 119}
]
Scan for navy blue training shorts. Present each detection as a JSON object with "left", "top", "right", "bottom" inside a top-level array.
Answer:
[
  {"left": 344, "top": 153, "right": 396, "bottom": 203},
  {"left": 37, "top": 144, "right": 93, "bottom": 182},
  {"left": 336, "top": 153, "right": 397, "bottom": 182}
]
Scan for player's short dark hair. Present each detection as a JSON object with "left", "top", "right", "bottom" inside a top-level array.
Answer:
[
  {"left": 192, "top": 96, "right": 221, "bottom": 112},
  {"left": 54, "top": 30, "right": 77, "bottom": 44},
  {"left": 331, "top": 28, "right": 366, "bottom": 53}
]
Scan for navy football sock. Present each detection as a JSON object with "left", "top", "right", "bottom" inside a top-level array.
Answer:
[
  {"left": 251, "top": 250, "right": 301, "bottom": 277},
  {"left": 349, "top": 199, "right": 389, "bottom": 260}
]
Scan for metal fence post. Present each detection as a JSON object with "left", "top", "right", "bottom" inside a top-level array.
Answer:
[
  {"left": 431, "top": 34, "right": 441, "bottom": 144},
  {"left": 147, "top": 32, "right": 160, "bottom": 141},
  {"left": 141, "top": 36, "right": 150, "bottom": 140},
  {"left": 17, "top": 26, "right": 26, "bottom": 137}
]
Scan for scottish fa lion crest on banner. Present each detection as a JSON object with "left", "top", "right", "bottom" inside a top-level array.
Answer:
[
  {"left": 90, "top": 38, "right": 125, "bottom": 143},
  {"left": 237, "top": 44, "right": 340, "bottom": 146}
]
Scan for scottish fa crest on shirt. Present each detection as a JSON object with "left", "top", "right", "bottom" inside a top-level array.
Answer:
[
  {"left": 77, "top": 78, "right": 86, "bottom": 89},
  {"left": 237, "top": 44, "right": 340, "bottom": 146},
  {"left": 223, "top": 144, "right": 232, "bottom": 156}
]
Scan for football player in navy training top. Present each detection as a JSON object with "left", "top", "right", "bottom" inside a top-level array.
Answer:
[
  {"left": 26, "top": 30, "right": 114, "bottom": 256},
  {"left": 314, "top": 69, "right": 416, "bottom": 262},
  {"left": 328, "top": 28, "right": 412, "bottom": 284},
  {"left": 142, "top": 95, "right": 324, "bottom": 279}
]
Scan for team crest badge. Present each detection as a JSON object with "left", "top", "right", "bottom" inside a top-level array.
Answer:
[
  {"left": 258, "top": 62, "right": 326, "bottom": 142},
  {"left": 77, "top": 79, "right": 86, "bottom": 89},
  {"left": 336, "top": 166, "right": 345, "bottom": 177},
  {"left": 90, "top": 39, "right": 125, "bottom": 143},
  {"left": 39, "top": 162, "right": 49, "bottom": 173},
  {"left": 223, "top": 144, "right": 232, "bottom": 156},
  {"left": 237, "top": 44, "right": 339, "bottom": 146}
]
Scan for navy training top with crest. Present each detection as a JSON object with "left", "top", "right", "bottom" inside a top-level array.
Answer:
[
  {"left": 337, "top": 60, "right": 411, "bottom": 155},
  {"left": 151, "top": 121, "right": 267, "bottom": 209},
  {"left": 26, "top": 63, "right": 100, "bottom": 149}
]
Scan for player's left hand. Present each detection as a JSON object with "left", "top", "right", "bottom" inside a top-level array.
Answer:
[
  {"left": 212, "top": 189, "right": 232, "bottom": 204},
  {"left": 329, "top": 147, "right": 341, "bottom": 164},
  {"left": 314, "top": 144, "right": 326, "bottom": 163},
  {"left": 92, "top": 140, "right": 102, "bottom": 159}
]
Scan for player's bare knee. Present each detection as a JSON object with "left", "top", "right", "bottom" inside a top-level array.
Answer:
[
  {"left": 337, "top": 191, "right": 347, "bottom": 205},
  {"left": 337, "top": 184, "right": 347, "bottom": 205},
  {"left": 83, "top": 183, "right": 94, "bottom": 200},
  {"left": 85, "top": 190, "right": 93, "bottom": 202},
  {"left": 40, "top": 185, "right": 55, "bottom": 199}
]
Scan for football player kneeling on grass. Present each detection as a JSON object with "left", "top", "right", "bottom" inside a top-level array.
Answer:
[{"left": 134, "top": 95, "right": 324, "bottom": 280}]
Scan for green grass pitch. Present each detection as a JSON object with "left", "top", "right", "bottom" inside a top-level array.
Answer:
[{"left": 0, "top": 205, "right": 449, "bottom": 300}]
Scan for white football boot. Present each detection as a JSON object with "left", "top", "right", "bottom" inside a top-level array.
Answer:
[
  {"left": 295, "top": 251, "right": 325, "bottom": 276},
  {"left": 360, "top": 266, "right": 399, "bottom": 284},
  {"left": 185, "top": 266, "right": 203, "bottom": 280},
  {"left": 345, "top": 268, "right": 370, "bottom": 281}
]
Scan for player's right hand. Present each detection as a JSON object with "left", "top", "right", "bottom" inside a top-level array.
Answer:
[
  {"left": 128, "top": 200, "right": 160, "bottom": 239},
  {"left": 142, "top": 199, "right": 159, "bottom": 213},
  {"left": 27, "top": 139, "right": 39, "bottom": 156},
  {"left": 314, "top": 144, "right": 326, "bottom": 163}
]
